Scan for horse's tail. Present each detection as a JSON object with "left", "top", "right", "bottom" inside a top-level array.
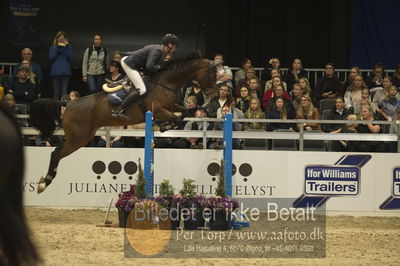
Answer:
[{"left": 29, "top": 98, "right": 63, "bottom": 139}]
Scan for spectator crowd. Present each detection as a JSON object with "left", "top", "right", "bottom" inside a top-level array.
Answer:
[{"left": 1, "top": 32, "right": 400, "bottom": 152}]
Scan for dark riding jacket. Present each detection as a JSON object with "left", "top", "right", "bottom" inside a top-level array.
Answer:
[{"left": 123, "top": 44, "right": 163, "bottom": 73}]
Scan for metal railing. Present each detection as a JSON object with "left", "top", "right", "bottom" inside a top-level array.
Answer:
[
  {"left": 19, "top": 117, "right": 400, "bottom": 152},
  {"left": 1, "top": 61, "right": 396, "bottom": 82}
]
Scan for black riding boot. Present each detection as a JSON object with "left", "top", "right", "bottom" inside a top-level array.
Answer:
[{"left": 112, "top": 90, "right": 140, "bottom": 119}]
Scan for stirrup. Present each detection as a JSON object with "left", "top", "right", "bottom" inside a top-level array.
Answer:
[{"left": 111, "top": 109, "right": 130, "bottom": 120}]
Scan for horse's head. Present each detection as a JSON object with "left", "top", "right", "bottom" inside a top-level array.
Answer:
[{"left": 193, "top": 59, "right": 217, "bottom": 92}]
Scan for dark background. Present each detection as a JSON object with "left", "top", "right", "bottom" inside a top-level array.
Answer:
[{"left": 1, "top": 0, "right": 400, "bottom": 96}]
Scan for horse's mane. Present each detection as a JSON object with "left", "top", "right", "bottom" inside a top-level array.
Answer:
[{"left": 158, "top": 51, "right": 205, "bottom": 73}]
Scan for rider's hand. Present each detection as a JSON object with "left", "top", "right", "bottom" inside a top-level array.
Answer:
[{"left": 83, "top": 77, "right": 87, "bottom": 82}]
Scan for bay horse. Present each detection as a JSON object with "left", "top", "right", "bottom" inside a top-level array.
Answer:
[
  {"left": 29, "top": 56, "right": 217, "bottom": 193},
  {"left": 0, "top": 103, "right": 39, "bottom": 265}
]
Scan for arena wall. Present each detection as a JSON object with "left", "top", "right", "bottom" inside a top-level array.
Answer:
[{"left": 23, "top": 147, "right": 400, "bottom": 213}]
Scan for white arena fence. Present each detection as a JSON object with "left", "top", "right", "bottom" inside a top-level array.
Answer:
[{"left": 18, "top": 116, "right": 400, "bottom": 152}]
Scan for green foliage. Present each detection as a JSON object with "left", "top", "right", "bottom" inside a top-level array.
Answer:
[
  {"left": 215, "top": 159, "right": 226, "bottom": 197},
  {"left": 159, "top": 179, "right": 174, "bottom": 199},
  {"left": 135, "top": 158, "right": 146, "bottom": 199},
  {"left": 179, "top": 178, "right": 196, "bottom": 198}
]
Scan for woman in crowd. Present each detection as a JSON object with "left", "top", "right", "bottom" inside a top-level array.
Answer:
[
  {"left": 344, "top": 74, "right": 367, "bottom": 112},
  {"left": 243, "top": 97, "right": 266, "bottom": 131},
  {"left": 49, "top": 31, "right": 72, "bottom": 100},
  {"left": 183, "top": 80, "right": 210, "bottom": 108},
  {"left": 331, "top": 114, "right": 358, "bottom": 151},
  {"left": 268, "top": 96, "right": 295, "bottom": 131},
  {"left": 354, "top": 106, "right": 385, "bottom": 152},
  {"left": 373, "top": 76, "right": 399, "bottom": 105},
  {"left": 341, "top": 67, "right": 361, "bottom": 94},
  {"left": 82, "top": 34, "right": 109, "bottom": 94},
  {"left": 104, "top": 60, "right": 125, "bottom": 83},
  {"left": 236, "top": 85, "right": 251, "bottom": 113},
  {"left": 296, "top": 95, "right": 321, "bottom": 131},
  {"left": 298, "top": 77, "right": 312, "bottom": 97},
  {"left": 290, "top": 83, "right": 304, "bottom": 111},
  {"left": 264, "top": 68, "right": 287, "bottom": 92},
  {"left": 234, "top": 57, "right": 252, "bottom": 86},
  {"left": 20, "top": 59, "right": 38, "bottom": 88},
  {"left": 322, "top": 96, "right": 350, "bottom": 133},
  {"left": 262, "top": 77, "right": 290, "bottom": 109},
  {"left": 285, "top": 58, "right": 307, "bottom": 93},
  {"left": 235, "top": 67, "right": 256, "bottom": 96}
]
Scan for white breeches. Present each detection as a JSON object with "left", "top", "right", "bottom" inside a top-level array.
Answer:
[{"left": 121, "top": 56, "right": 146, "bottom": 95}]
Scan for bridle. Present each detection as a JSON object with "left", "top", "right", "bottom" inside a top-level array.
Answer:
[{"left": 196, "top": 60, "right": 218, "bottom": 89}]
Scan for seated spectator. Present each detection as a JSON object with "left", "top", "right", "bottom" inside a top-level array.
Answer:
[
  {"left": 290, "top": 83, "right": 303, "bottom": 111},
  {"left": 234, "top": 57, "right": 252, "bottom": 87},
  {"left": 373, "top": 76, "right": 400, "bottom": 105},
  {"left": 330, "top": 114, "right": 358, "bottom": 151},
  {"left": 105, "top": 60, "right": 125, "bottom": 82},
  {"left": 285, "top": 58, "right": 307, "bottom": 93},
  {"left": 7, "top": 66, "right": 36, "bottom": 111},
  {"left": 20, "top": 59, "right": 38, "bottom": 89},
  {"left": 12, "top": 48, "right": 43, "bottom": 84},
  {"left": 2, "top": 94, "right": 24, "bottom": 115},
  {"left": 243, "top": 97, "right": 266, "bottom": 131},
  {"left": 97, "top": 126, "right": 124, "bottom": 147},
  {"left": 298, "top": 77, "right": 312, "bottom": 97},
  {"left": 267, "top": 96, "right": 295, "bottom": 131},
  {"left": 236, "top": 85, "right": 251, "bottom": 113},
  {"left": 214, "top": 53, "right": 233, "bottom": 88},
  {"left": 378, "top": 85, "right": 400, "bottom": 126},
  {"left": 356, "top": 88, "right": 376, "bottom": 114},
  {"left": 322, "top": 96, "right": 350, "bottom": 133},
  {"left": 359, "top": 99, "right": 380, "bottom": 119},
  {"left": 183, "top": 80, "right": 210, "bottom": 108},
  {"left": 344, "top": 74, "right": 367, "bottom": 113},
  {"left": 354, "top": 106, "right": 385, "bottom": 152},
  {"left": 210, "top": 104, "right": 241, "bottom": 149},
  {"left": 182, "top": 96, "right": 198, "bottom": 120},
  {"left": 366, "top": 63, "right": 385, "bottom": 93},
  {"left": 262, "top": 57, "right": 281, "bottom": 83},
  {"left": 217, "top": 100, "right": 244, "bottom": 120},
  {"left": 392, "top": 64, "right": 400, "bottom": 88},
  {"left": 248, "top": 77, "right": 263, "bottom": 102},
  {"left": 296, "top": 95, "right": 321, "bottom": 131},
  {"left": 264, "top": 68, "right": 287, "bottom": 92},
  {"left": 263, "top": 84, "right": 290, "bottom": 111},
  {"left": 314, "top": 63, "right": 342, "bottom": 103},
  {"left": 341, "top": 67, "right": 361, "bottom": 95},
  {"left": 235, "top": 67, "right": 256, "bottom": 96},
  {"left": 207, "top": 83, "right": 232, "bottom": 118},
  {"left": 69, "top": 90, "right": 80, "bottom": 101},
  {"left": 112, "top": 51, "right": 122, "bottom": 62},
  {"left": 184, "top": 107, "right": 213, "bottom": 149}
]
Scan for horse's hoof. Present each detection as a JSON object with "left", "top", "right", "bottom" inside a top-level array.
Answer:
[{"left": 37, "top": 177, "right": 47, "bottom": 194}]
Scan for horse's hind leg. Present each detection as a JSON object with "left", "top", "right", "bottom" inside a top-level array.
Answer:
[{"left": 37, "top": 137, "right": 92, "bottom": 194}]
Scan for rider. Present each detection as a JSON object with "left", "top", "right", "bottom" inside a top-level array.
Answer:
[{"left": 111, "top": 34, "right": 179, "bottom": 119}]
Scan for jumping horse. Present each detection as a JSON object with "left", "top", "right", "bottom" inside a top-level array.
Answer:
[
  {"left": 29, "top": 56, "right": 217, "bottom": 193},
  {"left": 0, "top": 103, "right": 39, "bottom": 266}
]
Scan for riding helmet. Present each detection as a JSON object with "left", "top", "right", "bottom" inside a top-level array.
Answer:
[{"left": 162, "top": 34, "right": 179, "bottom": 46}]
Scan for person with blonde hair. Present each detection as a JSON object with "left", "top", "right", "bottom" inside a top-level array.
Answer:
[
  {"left": 243, "top": 97, "right": 266, "bottom": 131},
  {"left": 49, "top": 31, "right": 72, "bottom": 100},
  {"left": 296, "top": 95, "right": 321, "bottom": 131}
]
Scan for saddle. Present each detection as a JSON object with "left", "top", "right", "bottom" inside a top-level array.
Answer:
[{"left": 105, "top": 76, "right": 152, "bottom": 105}]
